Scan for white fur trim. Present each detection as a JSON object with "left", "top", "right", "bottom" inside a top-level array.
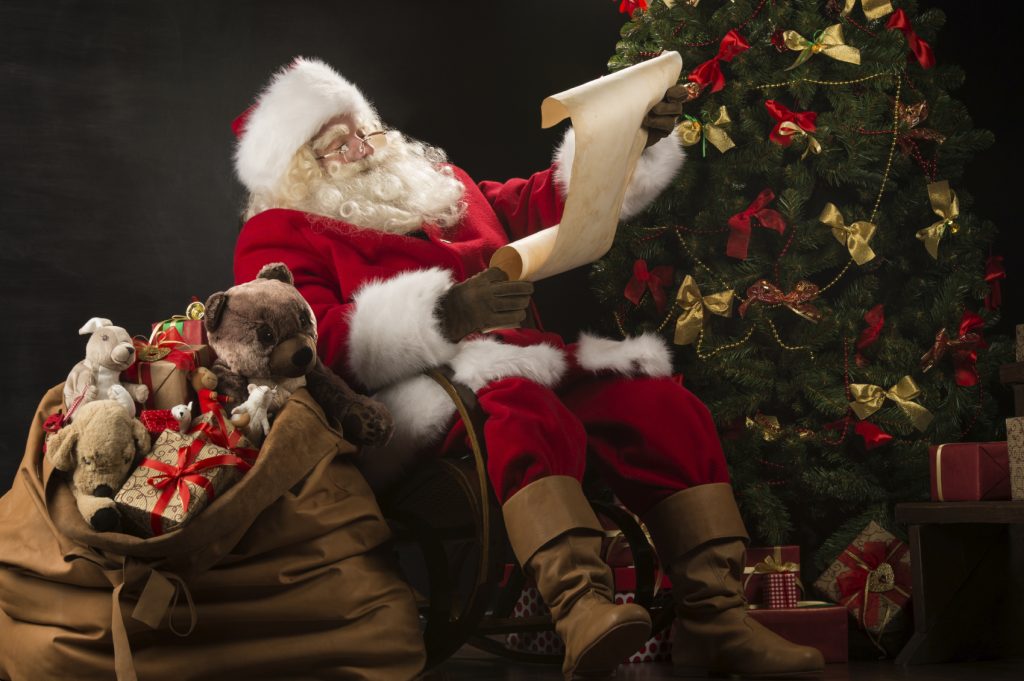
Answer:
[
  {"left": 576, "top": 332, "right": 673, "bottom": 377},
  {"left": 552, "top": 128, "right": 685, "bottom": 221},
  {"left": 235, "top": 57, "right": 378, "bottom": 194},
  {"left": 346, "top": 267, "right": 458, "bottom": 391},
  {"left": 451, "top": 337, "right": 567, "bottom": 392}
]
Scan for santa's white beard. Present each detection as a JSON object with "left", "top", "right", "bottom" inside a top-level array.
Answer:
[{"left": 297, "top": 134, "right": 467, "bottom": 234}]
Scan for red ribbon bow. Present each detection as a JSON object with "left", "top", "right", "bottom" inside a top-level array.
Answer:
[
  {"left": 739, "top": 279, "right": 822, "bottom": 322},
  {"left": 886, "top": 9, "right": 935, "bottom": 69},
  {"left": 726, "top": 189, "right": 787, "bottom": 260},
  {"left": 823, "top": 418, "right": 893, "bottom": 450},
  {"left": 618, "top": 0, "right": 648, "bottom": 14},
  {"left": 688, "top": 30, "right": 750, "bottom": 93},
  {"left": 142, "top": 434, "right": 254, "bottom": 536},
  {"left": 624, "top": 259, "right": 674, "bottom": 313},
  {"left": 765, "top": 100, "right": 818, "bottom": 147},
  {"left": 835, "top": 539, "right": 911, "bottom": 631},
  {"left": 984, "top": 255, "right": 1005, "bottom": 311},
  {"left": 920, "top": 309, "right": 987, "bottom": 386},
  {"left": 855, "top": 304, "right": 885, "bottom": 367},
  {"left": 130, "top": 326, "right": 199, "bottom": 373}
]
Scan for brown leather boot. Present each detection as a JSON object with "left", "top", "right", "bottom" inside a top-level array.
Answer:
[
  {"left": 503, "top": 476, "right": 652, "bottom": 680},
  {"left": 643, "top": 483, "right": 825, "bottom": 678}
]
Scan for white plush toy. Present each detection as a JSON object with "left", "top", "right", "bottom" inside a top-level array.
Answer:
[
  {"left": 171, "top": 402, "right": 193, "bottom": 433},
  {"left": 64, "top": 318, "right": 149, "bottom": 417}
]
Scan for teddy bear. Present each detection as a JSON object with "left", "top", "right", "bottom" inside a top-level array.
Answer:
[
  {"left": 46, "top": 399, "right": 152, "bottom": 531},
  {"left": 190, "top": 366, "right": 233, "bottom": 415},
  {"left": 203, "top": 262, "right": 393, "bottom": 447},
  {"left": 64, "top": 317, "right": 150, "bottom": 417}
]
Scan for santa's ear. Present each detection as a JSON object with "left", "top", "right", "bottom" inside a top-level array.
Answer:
[
  {"left": 47, "top": 428, "right": 78, "bottom": 471},
  {"left": 257, "top": 262, "right": 294, "bottom": 285},
  {"left": 204, "top": 292, "right": 228, "bottom": 333}
]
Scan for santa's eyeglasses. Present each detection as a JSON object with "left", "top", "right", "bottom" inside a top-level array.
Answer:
[{"left": 315, "top": 129, "right": 388, "bottom": 163}]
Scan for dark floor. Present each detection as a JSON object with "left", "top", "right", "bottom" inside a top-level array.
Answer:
[{"left": 424, "top": 647, "right": 1024, "bottom": 680}]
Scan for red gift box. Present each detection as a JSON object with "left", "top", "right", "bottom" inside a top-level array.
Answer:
[
  {"left": 744, "top": 545, "right": 800, "bottom": 604},
  {"left": 764, "top": 572, "right": 799, "bottom": 609},
  {"left": 929, "top": 441, "right": 1010, "bottom": 501},
  {"left": 747, "top": 601, "right": 848, "bottom": 663},
  {"left": 152, "top": 302, "right": 209, "bottom": 346}
]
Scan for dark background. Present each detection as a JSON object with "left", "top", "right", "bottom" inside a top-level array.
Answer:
[{"left": 1, "top": 0, "right": 1020, "bottom": 488}]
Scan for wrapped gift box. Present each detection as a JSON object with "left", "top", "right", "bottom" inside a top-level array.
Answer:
[
  {"left": 747, "top": 601, "right": 848, "bottom": 663},
  {"left": 764, "top": 572, "right": 800, "bottom": 609},
  {"left": 122, "top": 327, "right": 214, "bottom": 410},
  {"left": 1008, "top": 417, "right": 1024, "bottom": 501},
  {"left": 114, "top": 417, "right": 256, "bottom": 537},
  {"left": 505, "top": 565, "right": 672, "bottom": 663},
  {"left": 153, "top": 315, "right": 207, "bottom": 347},
  {"left": 929, "top": 441, "right": 1010, "bottom": 501},
  {"left": 813, "top": 521, "right": 911, "bottom": 641},
  {"left": 744, "top": 545, "right": 800, "bottom": 604}
]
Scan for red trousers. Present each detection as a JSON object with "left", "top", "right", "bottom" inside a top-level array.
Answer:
[{"left": 439, "top": 374, "right": 729, "bottom": 516}]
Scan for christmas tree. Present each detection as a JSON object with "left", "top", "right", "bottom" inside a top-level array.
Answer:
[{"left": 593, "top": 0, "right": 1010, "bottom": 570}]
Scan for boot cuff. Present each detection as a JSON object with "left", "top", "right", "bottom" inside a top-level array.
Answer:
[
  {"left": 502, "top": 475, "right": 602, "bottom": 564},
  {"left": 643, "top": 483, "right": 749, "bottom": 563}
]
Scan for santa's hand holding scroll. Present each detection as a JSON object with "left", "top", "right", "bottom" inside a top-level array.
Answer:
[{"left": 231, "top": 57, "right": 823, "bottom": 679}]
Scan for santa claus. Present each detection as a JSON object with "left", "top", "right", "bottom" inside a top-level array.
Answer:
[{"left": 232, "top": 58, "right": 823, "bottom": 679}]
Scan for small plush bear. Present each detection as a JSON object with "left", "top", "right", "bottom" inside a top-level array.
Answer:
[
  {"left": 203, "top": 263, "right": 393, "bottom": 447},
  {"left": 190, "top": 366, "right": 231, "bottom": 415},
  {"left": 46, "top": 399, "right": 151, "bottom": 531},
  {"left": 64, "top": 318, "right": 150, "bottom": 416}
]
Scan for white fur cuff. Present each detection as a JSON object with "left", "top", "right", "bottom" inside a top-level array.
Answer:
[
  {"left": 552, "top": 128, "right": 685, "bottom": 221},
  {"left": 346, "top": 267, "right": 458, "bottom": 391},
  {"left": 576, "top": 332, "right": 673, "bottom": 378}
]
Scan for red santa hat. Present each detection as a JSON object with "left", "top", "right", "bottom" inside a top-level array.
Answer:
[{"left": 233, "top": 57, "right": 377, "bottom": 194}]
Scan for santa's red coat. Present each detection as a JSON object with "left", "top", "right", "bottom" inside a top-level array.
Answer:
[{"left": 234, "top": 165, "right": 728, "bottom": 512}]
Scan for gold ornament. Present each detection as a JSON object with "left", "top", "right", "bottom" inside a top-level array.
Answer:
[
  {"left": 784, "top": 24, "right": 861, "bottom": 71},
  {"left": 745, "top": 414, "right": 782, "bottom": 442},
  {"left": 841, "top": 0, "right": 894, "bottom": 21},
  {"left": 819, "top": 203, "right": 877, "bottom": 265},
  {"left": 673, "top": 275, "right": 734, "bottom": 346},
  {"left": 185, "top": 301, "right": 206, "bottom": 320},
  {"left": 777, "top": 121, "right": 822, "bottom": 159},
  {"left": 915, "top": 180, "right": 959, "bottom": 259},
  {"left": 675, "top": 106, "right": 735, "bottom": 156},
  {"left": 849, "top": 376, "right": 933, "bottom": 432}
]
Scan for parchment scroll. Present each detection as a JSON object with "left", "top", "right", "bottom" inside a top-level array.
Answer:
[{"left": 489, "top": 51, "right": 683, "bottom": 281}]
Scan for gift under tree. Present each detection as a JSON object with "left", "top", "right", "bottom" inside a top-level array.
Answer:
[{"left": 597, "top": 0, "right": 1010, "bottom": 576}]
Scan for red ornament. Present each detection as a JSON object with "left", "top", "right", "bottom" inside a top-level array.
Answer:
[
  {"left": 920, "top": 309, "right": 987, "bottom": 387},
  {"left": 984, "top": 255, "right": 1005, "bottom": 311},
  {"left": 854, "top": 421, "right": 893, "bottom": 450},
  {"left": 726, "top": 189, "right": 787, "bottom": 260},
  {"left": 688, "top": 30, "right": 751, "bottom": 93},
  {"left": 618, "top": 0, "right": 648, "bottom": 15},
  {"left": 770, "top": 28, "right": 789, "bottom": 52},
  {"left": 855, "top": 304, "right": 885, "bottom": 367},
  {"left": 765, "top": 100, "right": 818, "bottom": 147},
  {"left": 886, "top": 10, "right": 935, "bottom": 69},
  {"left": 624, "top": 259, "right": 674, "bottom": 313}
]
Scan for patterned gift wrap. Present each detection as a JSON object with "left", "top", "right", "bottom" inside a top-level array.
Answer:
[
  {"left": 122, "top": 326, "right": 214, "bottom": 410},
  {"left": 743, "top": 545, "right": 801, "bottom": 605},
  {"left": 1008, "top": 417, "right": 1024, "bottom": 501},
  {"left": 764, "top": 572, "right": 799, "bottom": 609},
  {"left": 813, "top": 521, "right": 911, "bottom": 641}
]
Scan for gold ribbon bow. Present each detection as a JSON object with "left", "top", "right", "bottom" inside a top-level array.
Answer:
[
  {"left": 916, "top": 180, "right": 959, "bottom": 259},
  {"left": 673, "top": 275, "right": 734, "bottom": 345},
  {"left": 849, "top": 375, "right": 934, "bottom": 431},
  {"left": 751, "top": 554, "right": 800, "bottom": 575},
  {"left": 777, "top": 121, "right": 822, "bottom": 159},
  {"left": 784, "top": 24, "right": 861, "bottom": 71},
  {"left": 745, "top": 414, "right": 782, "bottom": 442},
  {"left": 676, "top": 106, "right": 735, "bottom": 156},
  {"left": 819, "top": 203, "right": 877, "bottom": 265},
  {"left": 841, "top": 0, "right": 894, "bottom": 21}
]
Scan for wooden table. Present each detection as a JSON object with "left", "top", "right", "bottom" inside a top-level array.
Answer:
[{"left": 895, "top": 501, "right": 1024, "bottom": 664}]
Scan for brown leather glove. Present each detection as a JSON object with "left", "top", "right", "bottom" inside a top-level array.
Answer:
[
  {"left": 642, "top": 84, "right": 692, "bottom": 148},
  {"left": 439, "top": 268, "right": 533, "bottom": 342}
]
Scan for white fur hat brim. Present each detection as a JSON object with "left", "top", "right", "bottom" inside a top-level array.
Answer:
[{"left": 233, "top": 57, "right": 377, "bottom": 194}]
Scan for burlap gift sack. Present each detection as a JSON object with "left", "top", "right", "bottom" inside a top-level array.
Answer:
[{"left": 0, "top": 385, "right": 425, "bottom": 681}]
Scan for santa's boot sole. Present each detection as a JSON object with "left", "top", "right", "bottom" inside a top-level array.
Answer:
[
  {"left": 674, "top": 662, "right": 824, "bottom": 679},
  {"left": 567, "top": 619, "right": 652, "bottom": 680}
]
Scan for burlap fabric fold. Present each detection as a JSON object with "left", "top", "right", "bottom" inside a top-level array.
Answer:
[{"left": 0, "top": 385, "right": 425, "bottom": 681}]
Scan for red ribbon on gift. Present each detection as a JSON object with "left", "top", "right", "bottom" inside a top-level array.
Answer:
[
  {"left": 887, "top": 9, "right": 935, "bottom": 69},
  {"left": 189, "top": 408, "right": 260, "bottom": 464},
  {"left": 984, "top": 255, "right": 1005, "bottom": 311},
  {"left": 141, "top": 434, "right": 253, "bottom": 536},
  {"left": 739, "top": 279, "right": 822, "bottom": 322},
  {"left": 855, "top": 304, "right": 885, "bottom": 367},
  {"left": 835, "top": 538, "right": 911, "bottom": 633},
  {"left": 624, "top": 259, "right": 674, "bottom": 313},
  {"left": 726, "top": 189, "right": 787, "bottom": 260},
  {"left": 920, "top": 309, "right": 987, "bottom": 387},
  {"left": 688, "top": 30, "right": 750, "bottom": 93},
  {"left": 129, "top": 327, "right": 199, "bottom": 373},
  {"left": 765, "top": 100, "right": 818, "bottom": 147}
]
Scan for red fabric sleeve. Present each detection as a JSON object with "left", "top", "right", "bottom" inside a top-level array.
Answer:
[
  {"left": 233, "top": 211, "right": 358, "bottom": 384},
  {"left": 477, "top": 166, "right": 566, "bottom": 241}
]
